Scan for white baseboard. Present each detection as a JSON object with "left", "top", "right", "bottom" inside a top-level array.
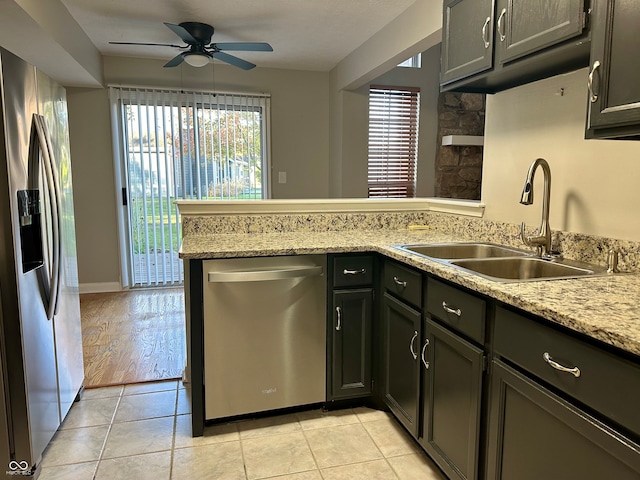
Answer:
[{"left": 79, "top": 282, "right": 123, "bottom": 294}]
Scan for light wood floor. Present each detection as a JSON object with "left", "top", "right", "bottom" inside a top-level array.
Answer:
[{"left": 80, "top": 288, "right": 186, "bottom": 387}]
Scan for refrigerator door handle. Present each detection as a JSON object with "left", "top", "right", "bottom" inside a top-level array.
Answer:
[
  {"left": 41, "top": 117, "right": 63, "bottom": 316},
  {"left": 31, "top": 114, "right": 62, "bottom": 320}
]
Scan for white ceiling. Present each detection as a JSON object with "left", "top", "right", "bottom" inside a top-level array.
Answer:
[{"left": 60, "top": 0, "right": 418, "bottom": 71}]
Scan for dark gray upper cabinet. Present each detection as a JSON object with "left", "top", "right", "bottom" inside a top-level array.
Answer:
[
  {"left": 497, "top": 0, "right": 585, "bottom": 64},
  {"left": 586, "top": 0, "right": 640, "bottom": 139},
  {"left": 441, "top": 0, "right": 494, "bottom": 85},
  {"left": 441, "top": 0, "right": 591, "bottom": 93}
]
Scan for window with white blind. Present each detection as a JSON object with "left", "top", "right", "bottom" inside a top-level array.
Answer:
[
  {"left": 109, "top": 86, "right": 270, "bottom": 286},
  {"left": 367, "top": 85, "right": 420, "bottom": 198}
]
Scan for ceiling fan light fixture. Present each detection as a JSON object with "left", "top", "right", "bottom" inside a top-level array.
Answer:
[{"left": 184, "top": 53, "right": 210, "bottom": 67}]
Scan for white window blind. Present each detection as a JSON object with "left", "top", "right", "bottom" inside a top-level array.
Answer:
[
  {"left": 109, "top": 86, "right": 270, "bottom": 286},
  {"left": 367, "top": 85, "right": 420, "bottom": 198}
]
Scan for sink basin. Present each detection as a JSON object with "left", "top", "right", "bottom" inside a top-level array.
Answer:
[
  {"left": 450, "top": 257, "right": 599, "bottom": 282},
  {"left": 397, "top": 242, "right": 529, "bottom": 260},
  {"left": 393, "top": 242, "right": 608, "bottom": 282}
]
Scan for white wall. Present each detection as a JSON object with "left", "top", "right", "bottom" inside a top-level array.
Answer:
[
  {"left": 0, "top": 0, "right": 102, "bottom": 86},
  {"left": 333, "top": 0, "right": 442, "bottom": 91},
  {"left": 482, "top": 68, "right": 640, "bottom": 242},
  {"left": 66, "top": 87, "right": 121, "bottom": 289}
]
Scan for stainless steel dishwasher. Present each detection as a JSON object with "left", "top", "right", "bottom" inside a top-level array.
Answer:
[{"left": 202, "top": 255, "right": 327, "bottom": 420}]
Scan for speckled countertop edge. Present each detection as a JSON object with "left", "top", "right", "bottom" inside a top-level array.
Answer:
[{"left": 180, "top": 229, "right": 640, "bottom": 358}]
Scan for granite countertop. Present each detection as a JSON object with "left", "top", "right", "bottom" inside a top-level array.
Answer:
[{"left": 180, "top": 229, "right": 640, "bottom": 358}]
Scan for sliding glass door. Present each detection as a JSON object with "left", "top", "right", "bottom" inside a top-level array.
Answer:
[{"left": 110, "top": 87, "right": 270, "bottom": 287}]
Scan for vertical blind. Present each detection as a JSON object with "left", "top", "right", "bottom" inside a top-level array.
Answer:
[
  {"left": 109, "top": 86, "right": 270, "bottom": 286},
  {"left": 367, "top": 85, "right": 420, "bottom": 198}
]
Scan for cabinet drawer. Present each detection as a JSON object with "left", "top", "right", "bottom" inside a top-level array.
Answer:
[
  {"left": 494, "top": 306, "right": 640, "bottom": 438},
  {"left": 426, "top": 278, "right": 486, "bottom": 344},
  {"left": 384, "top": 261, "right": 422, "bottom": 308},
  {"left": 332, "top": 255, "right": 373, "bottom": 287}
]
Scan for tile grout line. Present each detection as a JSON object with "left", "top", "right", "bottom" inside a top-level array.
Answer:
[
  {"left": 299, "top": 408, "right": 391, "bottom": 476},
  {"left": 93, "top": 383, "right": 179, "bottom": 477},
  {"left": 238, "top": 423, "right": 250, "bottom": 480},
  {"left": 92, "top": 386, "right": 125, "bottom": 478},
  {"left": 298, "top": 416, "right": 322, "bottom": 479},
  {"left": 359, "top": 411, "right": 402, "bottom": 480},
  {"left": 168, "top": 384, "right": 179, "bottom": 480}
]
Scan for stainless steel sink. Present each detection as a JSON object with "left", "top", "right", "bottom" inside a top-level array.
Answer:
[
  {"left": 393, "top": 242, "right": 609, "bottom": 282},
  {"left": 450, "top": 257, "right": 600, "bottom": 282},
  {"left": 397, "top": 242, "right": 529, "bottom": 260}
]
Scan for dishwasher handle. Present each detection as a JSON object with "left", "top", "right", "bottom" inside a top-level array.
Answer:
[{"left": 208, "top": 265, "right": 324, "bottom": 283}]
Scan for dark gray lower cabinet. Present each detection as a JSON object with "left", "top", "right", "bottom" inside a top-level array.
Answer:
[
  {"left": 420, "top": 318, "right": 484, "bottom": 480},
  {"left": 486, "top": 360, "right": 640, "bottom": 480},
  {"left": 330, "top": 289, "right": 373, "bottom": 399},
  {"left": 382, "top": 292, "right": 421, "bottom": 437}
]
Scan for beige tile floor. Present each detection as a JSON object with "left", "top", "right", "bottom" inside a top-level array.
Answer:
[{"left": 39, "top": 380, "right": 447, "bottom": 480}]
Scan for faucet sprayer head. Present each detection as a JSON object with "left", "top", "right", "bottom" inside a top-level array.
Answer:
[{"left": 520, "top": 182, "right": 533, "bottom": 205}]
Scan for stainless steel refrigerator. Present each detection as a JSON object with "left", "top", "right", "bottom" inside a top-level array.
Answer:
[{"left": 0, "top": 47, "right": 84, "bottom": 478}]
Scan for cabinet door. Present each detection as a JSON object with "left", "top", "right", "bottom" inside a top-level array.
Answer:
[
  {"left": 330, "top": 289, "right": 373, "bottom": 399},
  {"left": 441, "top": 0, "right": 494, "bottom": 85},
  {"left": 496, "top": 0, "right": 585, "bottom": 64},
  {"left": 587, "top": 0, "right": 640, "bottom": 136},
  {"left": 421, "top": 319, "right": 484, "bottom": 480},
  {"left": 382, "top": 293, "right": 421, "bottom": 437},
  {"left": 486, "top": 360, "right": 640, "bottom": 480}
]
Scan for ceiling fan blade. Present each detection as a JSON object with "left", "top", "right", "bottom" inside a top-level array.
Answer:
[
  {"left": 109, "top": 41, "right": 183, "bottom": 48},
  {"left": 211, "top": 51, "right": 256, "bottom": 70},
  {"left": 164, "top": 22, "right": 198, "bottom": 44},
  {"left": 163, "top": 53, "right": 185, "bottom": 68},
  {"left": 214, "top": 42, "right": 273, "bottom": 52}
]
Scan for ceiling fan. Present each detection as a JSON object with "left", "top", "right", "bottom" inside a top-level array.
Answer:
[{"left": 109, "top": 21, "right": 273, "bottom": 70}]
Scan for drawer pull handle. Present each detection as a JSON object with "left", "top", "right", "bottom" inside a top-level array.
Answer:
[
  {"left": 336, "top": 306, "right": 342, "bottom": 331},
  {"left": 410, "top": 330, "right": 418, "bottom": 360},
  {"left": 421, "top": 339, "right": 430, "bottom": 369},
  {"left": 543, "top": 352, "right": 581, "bottom": 378},
  {"left": 343, "top": 268, "right": 366, "bottom": 275},
  {"left": 442, "top": 301, "right": 462, "bottom": 317},
  {"left": 393, "top": 276, "right": 407, "bottom": 288}
]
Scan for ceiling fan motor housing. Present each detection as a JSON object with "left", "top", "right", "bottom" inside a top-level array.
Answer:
[{"left": 179, "top": 22, "right": 214, "bottom": 44}]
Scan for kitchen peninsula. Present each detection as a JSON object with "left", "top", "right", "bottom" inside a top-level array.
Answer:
[
  {"left": 178, "top": 200, "right": 640, "bottom": 355},
  {"left": 177, "top": 199, "right": 640, "bottom": 480}
]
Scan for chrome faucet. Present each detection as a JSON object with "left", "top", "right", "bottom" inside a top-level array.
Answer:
[{"left": 519, "top": 158, "right": 552, "bottom": 258}]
